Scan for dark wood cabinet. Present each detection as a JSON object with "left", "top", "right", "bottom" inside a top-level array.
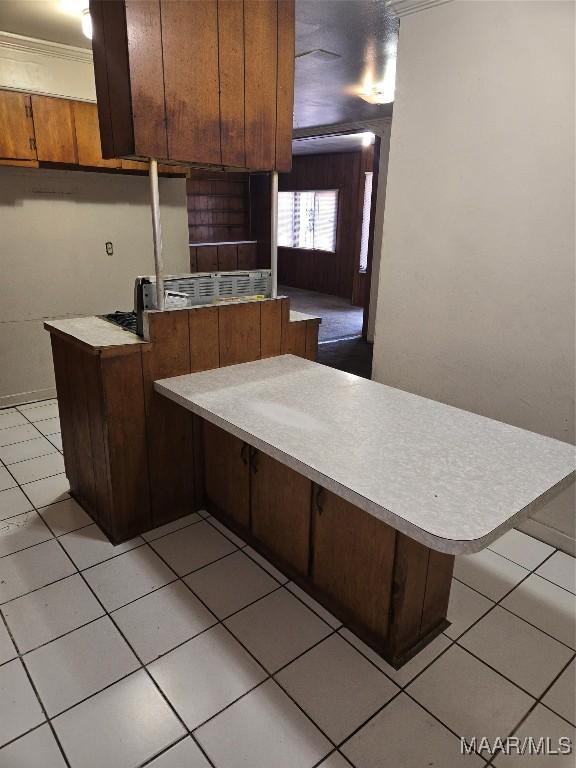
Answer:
[
  {"left": 90, "top": 0, "right": 294, "bottom": 170},
  {"left": 196, "top": 246, "right": 218, "bottom": 273},
  {"left": 310, "top": 484, "right": 455, "bottom": 664},
  {"left": 311, "top": 488, "right": 396, "bottom": 638},
  {"left": 250, "top": 450, "right": 311, "bottom": 575},
  {"left": 237, "top": 243, "right": 258, "bottom": 270},
  {"left": 31, "top": 96, "right": 77, "bottom": 163},
  {"left": 0, "top": 90, "right": 36, "bottom": 160},
  {"left": 203, "top": 421, "right": 250, "bottom": 528},
  {"left": 46, "top": 298, "right": 316, "bottom": 543}
]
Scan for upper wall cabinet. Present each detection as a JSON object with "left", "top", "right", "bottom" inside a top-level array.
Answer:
[
  {"left": 89, "top": 0, "right": 295, "bottom": 172},
  {"left": 32, "top": 96, "right": 78, "bottom": 164},
  {"left": 0, "top": 91, "right": 36, "bottom": 160},
  {"left": 73, "top": 101, "right": 121, "bottom": 169}
]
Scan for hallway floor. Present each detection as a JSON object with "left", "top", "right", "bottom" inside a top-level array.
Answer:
[
  {"left": 0, "top": 400, "right": 574, "bottom": 768},
  {"left": 280, "top": 286, "right": 363, "bottom": 343},
  {"left": 281, "top": 285, "right": 373, "bottom": 378}
]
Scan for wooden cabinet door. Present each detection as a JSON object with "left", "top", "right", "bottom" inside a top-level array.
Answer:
[
  {"left": 73, "top": 102, "right": 120, "bottom": 168},
  {"left": 203, "top": 420, "right": 250, "bottom": 527},
  {"left": 0, "top": 91, "right": 36, "bottom": 159},
  {"left": 196, "top": 246, "right": 218, "bottom": 272},
  {"left": 31, "top": 96, "right": 77, "bottom": 163},
  {"left": 217, "top": 244, "right": 238, "bottom": 271},
  {"left": 311, "top": 487, "right": 396, "bottom": 638},
  {"left": 250, "top": 450, "right": 311, "bottom": 575}
]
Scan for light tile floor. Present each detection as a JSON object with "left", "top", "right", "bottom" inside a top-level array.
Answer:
[{"left": 0, "top": 400, "right": 575, "bottom": 768}]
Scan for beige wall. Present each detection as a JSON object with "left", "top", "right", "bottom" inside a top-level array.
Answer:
[
  {"left": 0, "top": 167, "right": 189, "bottom": 405},
  {"left": 0, "top": 34, "right": 189, "bottom": 406},
  {"left": 372, "top": 1, "right": 575, "bottom": 552}
]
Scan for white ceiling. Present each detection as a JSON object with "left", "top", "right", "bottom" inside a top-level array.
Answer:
[
  {"left": 0, "top": 1, "right": 91, "bottom": 50},
  {"left": 0, "top": 0, "right": 400, "bottom": 129}
]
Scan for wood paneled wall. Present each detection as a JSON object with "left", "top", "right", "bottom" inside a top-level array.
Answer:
[
  {"left": 277, "top": 148, "right": 374, "bottom": 301},
  {"left": 190, "top": 243, "right": 258, "bottom": 273},
  {"left": 249, "top": 172, "right": 273, "bottom": 269},
  {"left": 187, "top": 171, "right": 250, "bottom": 244}
]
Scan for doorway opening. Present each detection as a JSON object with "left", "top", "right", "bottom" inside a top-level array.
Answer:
[{"left": 277, "top": 130, "right": 381, "bottom": 378}]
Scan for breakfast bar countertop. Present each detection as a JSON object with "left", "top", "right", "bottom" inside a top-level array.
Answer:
[{"left": 155, "top": 355, "right": 576, "bottom": 555}]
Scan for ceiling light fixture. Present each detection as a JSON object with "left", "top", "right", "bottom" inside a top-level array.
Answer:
[
  {"left": 81, "top": 8, "right": 92, "bottom": 39},
  {"left": 358, "top": 56, "right": 397, "bottom": 104}
]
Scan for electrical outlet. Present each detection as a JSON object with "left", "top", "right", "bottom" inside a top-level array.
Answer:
[{"left": 105, "top": 241, "right": 114, "bottom": 256}]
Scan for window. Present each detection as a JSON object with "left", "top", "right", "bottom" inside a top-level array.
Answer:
[
  {"left": 278, "top": 190, "right": 338, "bottom": 252},
  {"left": 359, "top": 171, "right": 373, "bottom": 272}
]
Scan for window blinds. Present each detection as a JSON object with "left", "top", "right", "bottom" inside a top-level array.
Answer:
[
  {"left": 359, "top": 171, "right": 373, "bottom": 272},
  {"left": 277, "top": 190, "right": 338, "bottom": 252}
]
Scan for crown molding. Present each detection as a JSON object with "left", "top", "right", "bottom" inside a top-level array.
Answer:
[{"left": 0, "top": 31, "right": 93, "bottom": 63}]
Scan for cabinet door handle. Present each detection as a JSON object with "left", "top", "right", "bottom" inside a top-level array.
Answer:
[
  {"left": 249, "top": 446, "right": 259, "bottom": 474},
  {"left": 25, "top": 104, "right": 33, "bottom": 118},
  {"left": 29, "top": 137, "right": 36, "bottom": 151},
  {"left": 315, "top": 485, "right": 324, "bottom": 514},
  {"left": 240, "top": 443, "right": 249, "bottom": 465}
]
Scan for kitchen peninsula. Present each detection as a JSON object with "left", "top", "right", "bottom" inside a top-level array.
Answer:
[
  {"left": 155, "top": 355, "right": 575, "bottom": 666},
  {"left": 44, "top": 298, "right": 320, "bottom": 544}
]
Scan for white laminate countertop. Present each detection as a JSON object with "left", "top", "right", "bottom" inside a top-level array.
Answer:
[
  {"left": 155, "top": 355, "right": 576, "bottom": 555},
  {"left": 44, "top": 317, "right": 145, "bottom": 349}
]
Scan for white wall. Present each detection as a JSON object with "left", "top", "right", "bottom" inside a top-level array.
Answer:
[
  {"left": 372, "top": 1, "right": 575, "bottom": 552},
  {"left": 0, "top": 167, "right": 189, "bottom": 405},
  {"left": 0, "top": 33, "right": 189, "bottom": 406}
]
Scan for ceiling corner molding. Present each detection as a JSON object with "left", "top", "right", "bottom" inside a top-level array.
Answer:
[
  {"left": 293, "top": 117, "right": 392, "bottom": 140},
  {"left": 385, "top": 0, "right": 454, "bottom": 18},
  {"left": 0, "top": 31, "right": 93, "bottom": 63}
]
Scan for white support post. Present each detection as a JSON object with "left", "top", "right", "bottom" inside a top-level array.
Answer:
[
  {"left": 271, "top": 170, "right": 278, "bottom": 298},
  {"left": 149, "top": 158, "right": 165, "bottom": 311}
]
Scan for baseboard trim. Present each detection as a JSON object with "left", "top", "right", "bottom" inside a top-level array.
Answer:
[
  {"left": 518, "top": 518, "right": 575, "bottom": 557},
  {"left": 0, "top": 387, "right": 57, "bottom": 409}
]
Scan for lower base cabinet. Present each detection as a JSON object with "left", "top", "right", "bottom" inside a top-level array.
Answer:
[
  {"left": 311, "top": 489, "right": 396, "bottom": 639},
  {"left": 251, "top": 451, "right": 311, "bottom": 576},
  {"left": 203, "top": 420, "right": 250, "bottom": 527},
  {"left": 201, "top": 418, "right": 454, "bottom": 667}
]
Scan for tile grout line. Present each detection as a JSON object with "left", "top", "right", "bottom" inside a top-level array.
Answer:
[
  {"left": 1, "top": 398, "right": 574, "bottom": 765},
  {"left": 48, "top": 534, "right": 220, "bottom": 768},
  {"left": 0, "top": 448, "right": 61, "bottom": 470},
  {"left": 138, "top": 536, "right": 348, "bottom": 757},
  {"left": 484, "top": 651, "right": 576, "bottom": 766},
  {"left": 149, "top": 534, "right": 486, "bottom": 765},
  {"left": 0, "top": 611, "right": 72, "bottom": 767},
  {"left": 3, "top": 464, "right": 342, "bottom": 768},
  {"left": 451, "top": 550, "right": 576, "bottom": 651},
  {"left": 2, "top": 513, "right": 574, "bottom": 762},
  {"left": 2, "top": 512, "right": 574, "bottom": 760}
]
